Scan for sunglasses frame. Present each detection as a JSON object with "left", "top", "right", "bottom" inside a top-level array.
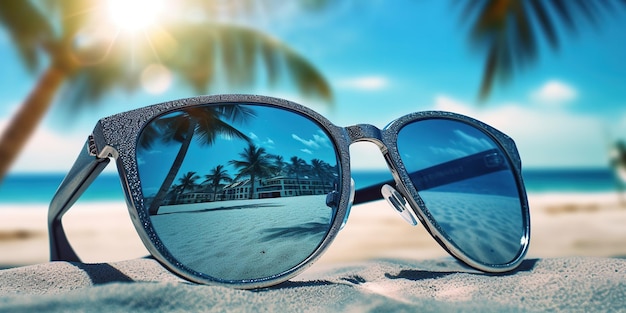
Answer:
[{"left": 48, "top": 94, "right": 530, "bottom": 289}]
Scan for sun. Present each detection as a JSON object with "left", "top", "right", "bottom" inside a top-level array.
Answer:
[{"left": 107, "top": 0, "right": 165, "bottom": 32}]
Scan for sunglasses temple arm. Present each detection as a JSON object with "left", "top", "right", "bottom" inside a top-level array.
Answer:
[
  {"left": 353, "top": 149, "right": 507, "bottom": 205},
  {"left": 353, "top": 179, "right": 395, "bottom": 204},
  {"left": 48, "top": 140, "right": 110, "bottom": 262}
]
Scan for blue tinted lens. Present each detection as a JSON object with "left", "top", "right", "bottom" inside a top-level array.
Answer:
[
  {"left": 136, "top": 103, "right": 341, "bottom": 281},
  {"left": 396, "top": 118, "right": 524, "bottom": 265}
]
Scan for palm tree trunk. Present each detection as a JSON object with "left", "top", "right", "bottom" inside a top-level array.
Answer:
[
  {"left": 148, "top": 122, "right": 195, "bottom": 215},
  {"left": 0, "top": 65, "right": 66, "bottom": 180}
]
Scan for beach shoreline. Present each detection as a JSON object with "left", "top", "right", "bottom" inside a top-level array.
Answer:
[{"left": 1, "top": 192, "right": 626, "bottom": 268}]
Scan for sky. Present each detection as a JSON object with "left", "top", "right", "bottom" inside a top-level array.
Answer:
[
  {"left": 137, "top": 104, "right": 339, "bottom": 196},
  {"left": 1, "top": 0, "right": 626, "bottom": 173}
]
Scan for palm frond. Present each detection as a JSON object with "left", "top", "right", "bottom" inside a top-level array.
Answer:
[
  {"left": 460, "top": 0, "right": 626, "bottom": 100},
  {"left": 166, "top": 23, "right": 332, "bottom": 101},
  {"left": 41, "top": 0, "right": 100, "bottom": 38},
  {"left": 0, "top": 0, "right": 53, "bottom": 71},
  {"left": 526, "top": 1, "right": 558, "bottom": 48},
  {"left": 61, "top": 22, "right": 332, "bottom": 108}
]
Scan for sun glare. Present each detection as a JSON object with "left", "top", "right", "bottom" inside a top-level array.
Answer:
[
  {"left": 141, "top": 64, "right": 172, "bottom": 94},
  {"left": 107, "top": 0, "right": 165, "bottom": 32}
]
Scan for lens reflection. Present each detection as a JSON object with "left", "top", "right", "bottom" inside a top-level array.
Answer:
[
  {"left": 136, "top": 103, "right": 340, "bottom": 281},
  {"left": 396, "top": 119, "right": 524, "bottom": 265}
]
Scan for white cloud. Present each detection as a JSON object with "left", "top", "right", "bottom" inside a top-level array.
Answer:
[
  {"left": 530, "top": 80, "right": 578, "bottom": 105},
  {"left": 335, "top": 76, "right": 389, "bottom": 91},
  {"left": 452, "top": 129, "right": 494, "bottom": 152},
  {"left": 248, "top": 132, "right": 259, "bottom": 140},
  {"left": 433, "top": 94, "right": 608, "bottom": 168},
  {"left": 425, "top": 127, "right": 495, "bottom": 160},
  {"left": 313, "top": 131, "right": 331, "bottom": 147},
  {"left": 428, "top": 146, "right": 468, "bottom": 159},
  {"left": 1, "top": 119, "right": 92, "bottom": 173},
  {"left": 292, "top": 134, "right": 320, "bottom": 148},
  {"left": 260, "top": 137, "right": 275, "bottom": 149},
  {"left": 291, "top": 132, "right": 330, "bottom": 150},
  {"left": 249, "top": 132, "right": 275, "bottom": 149}
]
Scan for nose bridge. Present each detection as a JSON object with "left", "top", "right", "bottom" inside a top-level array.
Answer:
[{"left": 345, "top": 124, "right": 385, "bottom": 148}]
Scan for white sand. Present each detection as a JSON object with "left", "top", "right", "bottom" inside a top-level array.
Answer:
[
  {"left": 152, "top": 195, "right": 332, "bottom": 280},
  {"left": 419, "top": 191, "right": 523, "bottom": 264},
  {"left": 0, "top": 257, "right": 624, "bottom": 312},
  {"left": 1, "top": 192, "right": 626, "bottom": 311},
  {"left": 1, "top": 192, "right": 626, "bottom": 266},
  {"left": 0, "top": 202, "right": 148, "bottom": 266}
]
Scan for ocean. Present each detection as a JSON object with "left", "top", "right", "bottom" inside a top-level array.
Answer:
[{"left": 0, "top": 168, "right": 622, "bottom": 205}]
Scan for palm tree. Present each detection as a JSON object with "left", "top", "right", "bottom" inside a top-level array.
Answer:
[
  {"left": 287, "top": 156, "right": 308, "bottom": 196},
  {"left": 146, "top": 105, "right": 253, "bottom": 215},
  {"left": 229, "top": 144, "right": 275, "bottom": 199},
  {"left": 311, "top": 158, "right": 333, "bottom": 193},
  {"left": 458, "top": 0, "right": 626, "bottom": 100},
  {"left": 165, "top": 183, "right": 183, "bottom": 206},
  {"left": 203, "top": 165, "right": 232, "bottom": 201},
  {"left": 269, "top": 154, "right": 287, "bottom": 176},
  {"left": 0, "top": 1, "right": 332, "bottom": 181},
  {"left": 174, "top": 171, "right": 200, "bottom": 204}
]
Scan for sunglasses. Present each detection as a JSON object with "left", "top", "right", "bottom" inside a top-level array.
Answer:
[{"left": 48, "top": 94, "right": 530, "bottom": 288}]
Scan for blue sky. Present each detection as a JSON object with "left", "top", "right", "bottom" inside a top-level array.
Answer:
[{"left": 1, "top": 1, "right": 626, "bottom": 173}]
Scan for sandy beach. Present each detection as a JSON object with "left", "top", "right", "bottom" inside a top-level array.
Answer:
[
  {"left": 1, "top": 192, "right": 625, "bottom": 268},
  {"left": 1, "top": 192, "right": 625, "bottom": 312}
]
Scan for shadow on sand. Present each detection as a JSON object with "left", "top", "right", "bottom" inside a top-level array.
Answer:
[
  {"left": 261, "top": 221, "right": 329, "bottom": 241},
  {"left": 157, "top": 202, "right": 284, "bottom": 215}
]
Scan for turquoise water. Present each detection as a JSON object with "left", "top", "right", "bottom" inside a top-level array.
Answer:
[
  {"left": 0, "top": 168, "right": 621, "bottom": 205},
  {"left": 0, "top": 173, "right": 124, "bottom": 204}
]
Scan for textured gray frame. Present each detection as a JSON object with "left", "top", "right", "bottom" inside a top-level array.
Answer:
[
  {"left": 374, "top": 111, "right": 530, "bottom": 272},
  {"left": 48, "top": 94, "right": 530, "bottom": 289}
]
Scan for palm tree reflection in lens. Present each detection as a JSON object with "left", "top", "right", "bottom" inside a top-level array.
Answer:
[
  {"left": 229, "top": 144, "right": 275, "bottom": 200},
  {"left": 203, "top": 165, "right": 234, "bottom": 202},
  {"left": 137, "top": 103, "right": 340, "bottom": 281},
  {"left": 140, "top": 105, "right": 255, "bottom": 215}
]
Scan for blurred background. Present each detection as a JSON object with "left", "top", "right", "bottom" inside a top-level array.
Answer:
[{"left": 0, "top": 0, "right": 625, "bottom": 266}]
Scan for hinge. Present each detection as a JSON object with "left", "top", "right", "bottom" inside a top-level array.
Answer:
[
  {"left": 87, "top": 134, "right": 119, "bottom": 159},
  {"left": 87, "top": 135, "right": 98, "bottom": 156}
]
